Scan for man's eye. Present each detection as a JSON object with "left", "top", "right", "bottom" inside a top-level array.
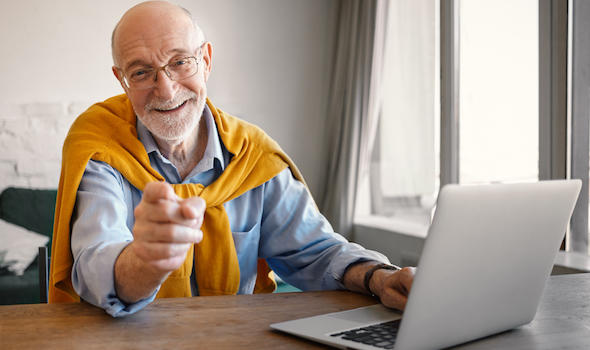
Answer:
[
  {"left": 130, "top": 69, "right": 150, "bottom": 80},
  {"left": 172, "top": 59, "right": 188, "bottom": 67}
]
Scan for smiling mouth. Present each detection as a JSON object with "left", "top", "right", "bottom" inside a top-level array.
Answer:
[{"left": 154, "top": 100, "right": 188, "bottom": 112}]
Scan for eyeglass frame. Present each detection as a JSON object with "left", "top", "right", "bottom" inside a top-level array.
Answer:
[{"left": 115, "top": 45, "right": 206, "bottom": 90}]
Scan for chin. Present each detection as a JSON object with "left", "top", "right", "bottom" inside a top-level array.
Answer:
[
  {"left": 140, "top": 97, "right": 206, "bottom": 143},
  {"left": 147, "top": 116, "right": 198, "bottom": 142},
  {"left": 156, "top": 126, "right": 197, "bottom": 143}
]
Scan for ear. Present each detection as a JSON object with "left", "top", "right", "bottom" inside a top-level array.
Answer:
[
  {"left": 112, "top": 66, "right": 128, "bottom": 92},
  {"left": 201, "top": 41, "right": 213, "bottom": 82}
]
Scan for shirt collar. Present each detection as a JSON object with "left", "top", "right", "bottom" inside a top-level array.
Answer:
[{"left": 136, "top": 103, "right": 226, "bottom": 173}]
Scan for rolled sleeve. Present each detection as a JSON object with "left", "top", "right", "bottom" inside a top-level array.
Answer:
[
  {"left": 260, "top": 168, "right": 389, "bottom": 291},
  {"left": 70, "top": 160, "right": 155, "bottom": 317}
]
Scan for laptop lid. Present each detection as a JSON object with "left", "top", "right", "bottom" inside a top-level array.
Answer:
[
  {"left": 271, "top": 180, "right": 581, "bottom": 350},
  {"left": 394, "top": 179, "right": 581, "bottom": 349}
]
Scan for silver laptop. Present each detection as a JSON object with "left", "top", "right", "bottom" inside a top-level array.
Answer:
[{"left": 271, "top": 180, "right": 581, "bottom": 350}]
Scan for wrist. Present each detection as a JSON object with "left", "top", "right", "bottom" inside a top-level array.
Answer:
[{"left": 363, "top": 263, "right": 400, "bottom": 297}]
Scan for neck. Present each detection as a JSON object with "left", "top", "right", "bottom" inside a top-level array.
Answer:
[{"left": 155, "top": 117, "right": 208, "bottom": 180}]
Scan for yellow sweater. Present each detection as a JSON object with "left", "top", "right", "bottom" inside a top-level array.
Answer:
[{"left": 49, "top": 94, "right": 305, "bottom": 302}]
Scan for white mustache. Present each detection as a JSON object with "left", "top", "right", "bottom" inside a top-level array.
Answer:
[{"left": 145, "top": 91, "right": 198, "bottom": 112}]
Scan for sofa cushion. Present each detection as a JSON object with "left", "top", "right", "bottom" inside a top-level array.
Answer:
[
  {"left": 0, "top": 187, "right": 57, "bottom": 255},
  {"left": 0, "top": 261, "right": 41, "bottom": 304},
  {"left": 0, "top": 219, "right": 49, "bottom": 275}
]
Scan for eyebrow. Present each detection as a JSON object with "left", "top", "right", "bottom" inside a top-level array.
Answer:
[
  {"left": 123, "top": 48, "right": 194, "bottom": 71},
  {"left": 124, "top": 59, "right": 150, "bottom": 71}
]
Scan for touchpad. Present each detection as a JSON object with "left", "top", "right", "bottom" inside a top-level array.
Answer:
[{"left": 328, "top": 305, "right": 401, "bottom": 323}]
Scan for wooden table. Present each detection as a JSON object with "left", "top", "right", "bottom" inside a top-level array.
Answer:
[{"left": 1, "top": 274, "right": 590, "bottom": 349}]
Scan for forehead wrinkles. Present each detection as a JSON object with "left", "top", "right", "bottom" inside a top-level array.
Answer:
[{"left": 118, "top": 29, "right": 197, "bottom": 69}]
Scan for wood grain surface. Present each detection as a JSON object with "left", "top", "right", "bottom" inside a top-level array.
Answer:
[
  {"left": 0, "top": 290, "right": 375, "bottom": 349},
  {"left": 2, "top": 274, "right": 590, "bottom": 349}
]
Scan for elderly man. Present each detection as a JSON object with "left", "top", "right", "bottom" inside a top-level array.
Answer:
[{"left": 49, "top": 1, "right": 414, "bottom": 317}]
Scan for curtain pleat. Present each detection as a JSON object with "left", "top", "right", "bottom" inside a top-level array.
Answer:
[{"left": 320, "top": 0, "right": 388, "bottom": 238}]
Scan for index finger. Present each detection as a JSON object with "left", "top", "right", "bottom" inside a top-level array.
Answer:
[
  {"left": 179, "top": 197, "right": 206, "bottom": 221},
  {"left": 142, "top": 181, "right": 177, "bottom": 204}
]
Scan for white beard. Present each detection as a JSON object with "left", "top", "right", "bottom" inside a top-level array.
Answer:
[{"left": 138, "top": 89, "right": 206, "bottom": 142}]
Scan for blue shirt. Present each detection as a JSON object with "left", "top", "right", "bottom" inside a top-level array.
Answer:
[{"left": 70, "top": 105, "right": 388, "bottom": 317}]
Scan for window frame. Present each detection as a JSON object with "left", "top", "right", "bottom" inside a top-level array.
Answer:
[
  {"left": 569, "top": 0, "right": 590, "bottom": 253},
  {"left": 440, "top": 0, "right": 460, "bottom": 187}
]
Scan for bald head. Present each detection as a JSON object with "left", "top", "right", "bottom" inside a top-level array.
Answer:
[{"left": 111, "top": 1, "right": 205, "bottom": 66}]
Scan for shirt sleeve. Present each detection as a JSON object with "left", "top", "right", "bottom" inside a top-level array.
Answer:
[
  {"left": 70, "top": 160, "right": 157, "bottom": 317},
  {"left": 260, "top": 168, "right": 390, "bottom": 291}
]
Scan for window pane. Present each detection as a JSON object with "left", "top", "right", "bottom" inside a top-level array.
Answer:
[
  {"left": 357, "top": 0, "right": 439, "bottom": 227},
  {"left": 459, "top": 0, "right": 539, "bottom": 184},
  {"left": 379, "top": 0, "right": 438, "bottom": 198}
]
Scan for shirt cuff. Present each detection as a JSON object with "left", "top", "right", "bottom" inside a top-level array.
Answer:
[
  {"left": 71, "top": 240, "right": 159, "bottom": 317},
  {"left": 105, "top": 288, "right": 159, "bottom": 317}
]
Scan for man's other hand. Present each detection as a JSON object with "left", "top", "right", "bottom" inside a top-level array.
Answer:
[
  {"left": 342, "top": 262, "right": 415, "bottom": 311},
  {"left": 131, "top": 181, "right": 205, "bottom": 273},
  {"left": 370, "top": 267, "right": 415, "bottom": 310}
]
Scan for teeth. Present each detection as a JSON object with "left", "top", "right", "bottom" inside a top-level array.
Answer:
[{"left": 156, "top": 101, "right": 185, "bottom": 111}]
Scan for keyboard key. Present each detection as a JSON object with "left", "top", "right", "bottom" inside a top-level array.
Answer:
[{"left": 329, "top": 319, "right": 401, "bottom": 349}]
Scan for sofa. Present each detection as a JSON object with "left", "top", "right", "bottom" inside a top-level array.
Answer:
[{"left": 0, "top": 187, "right": 56, "bottom": 305}]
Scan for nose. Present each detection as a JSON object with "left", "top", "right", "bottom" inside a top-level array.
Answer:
[{"left": 152, "top": 69, "right": 177, "bottom": 100}]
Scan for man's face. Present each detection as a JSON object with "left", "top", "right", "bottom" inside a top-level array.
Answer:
[{"left": 112, "top": 9, "right": 212, "bottom": 143}]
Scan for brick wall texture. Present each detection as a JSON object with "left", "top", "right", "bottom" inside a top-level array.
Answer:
[{"left": 0, "top": 101, "right": 93, "bottom": 192}]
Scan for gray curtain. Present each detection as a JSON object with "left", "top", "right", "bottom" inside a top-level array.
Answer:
[{"left": 320, "top": 0, "right": 388, "bottom": 238}]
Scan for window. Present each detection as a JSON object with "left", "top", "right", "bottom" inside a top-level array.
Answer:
[{"left": 358, "top": 0, "right": 541, "bottom": 236}]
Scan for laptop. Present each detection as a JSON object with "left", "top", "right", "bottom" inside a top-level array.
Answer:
[{"left": 271, "top": 180, "right": 581, "bottom": 350}]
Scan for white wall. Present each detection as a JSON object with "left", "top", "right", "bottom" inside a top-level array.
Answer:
[{"left": 0, "top": 0, "right": 338, "bottom": 198}]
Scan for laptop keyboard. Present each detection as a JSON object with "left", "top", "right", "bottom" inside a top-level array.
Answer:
[{"left": 330, "top": 319, "right": 401, "bottom": 349}]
